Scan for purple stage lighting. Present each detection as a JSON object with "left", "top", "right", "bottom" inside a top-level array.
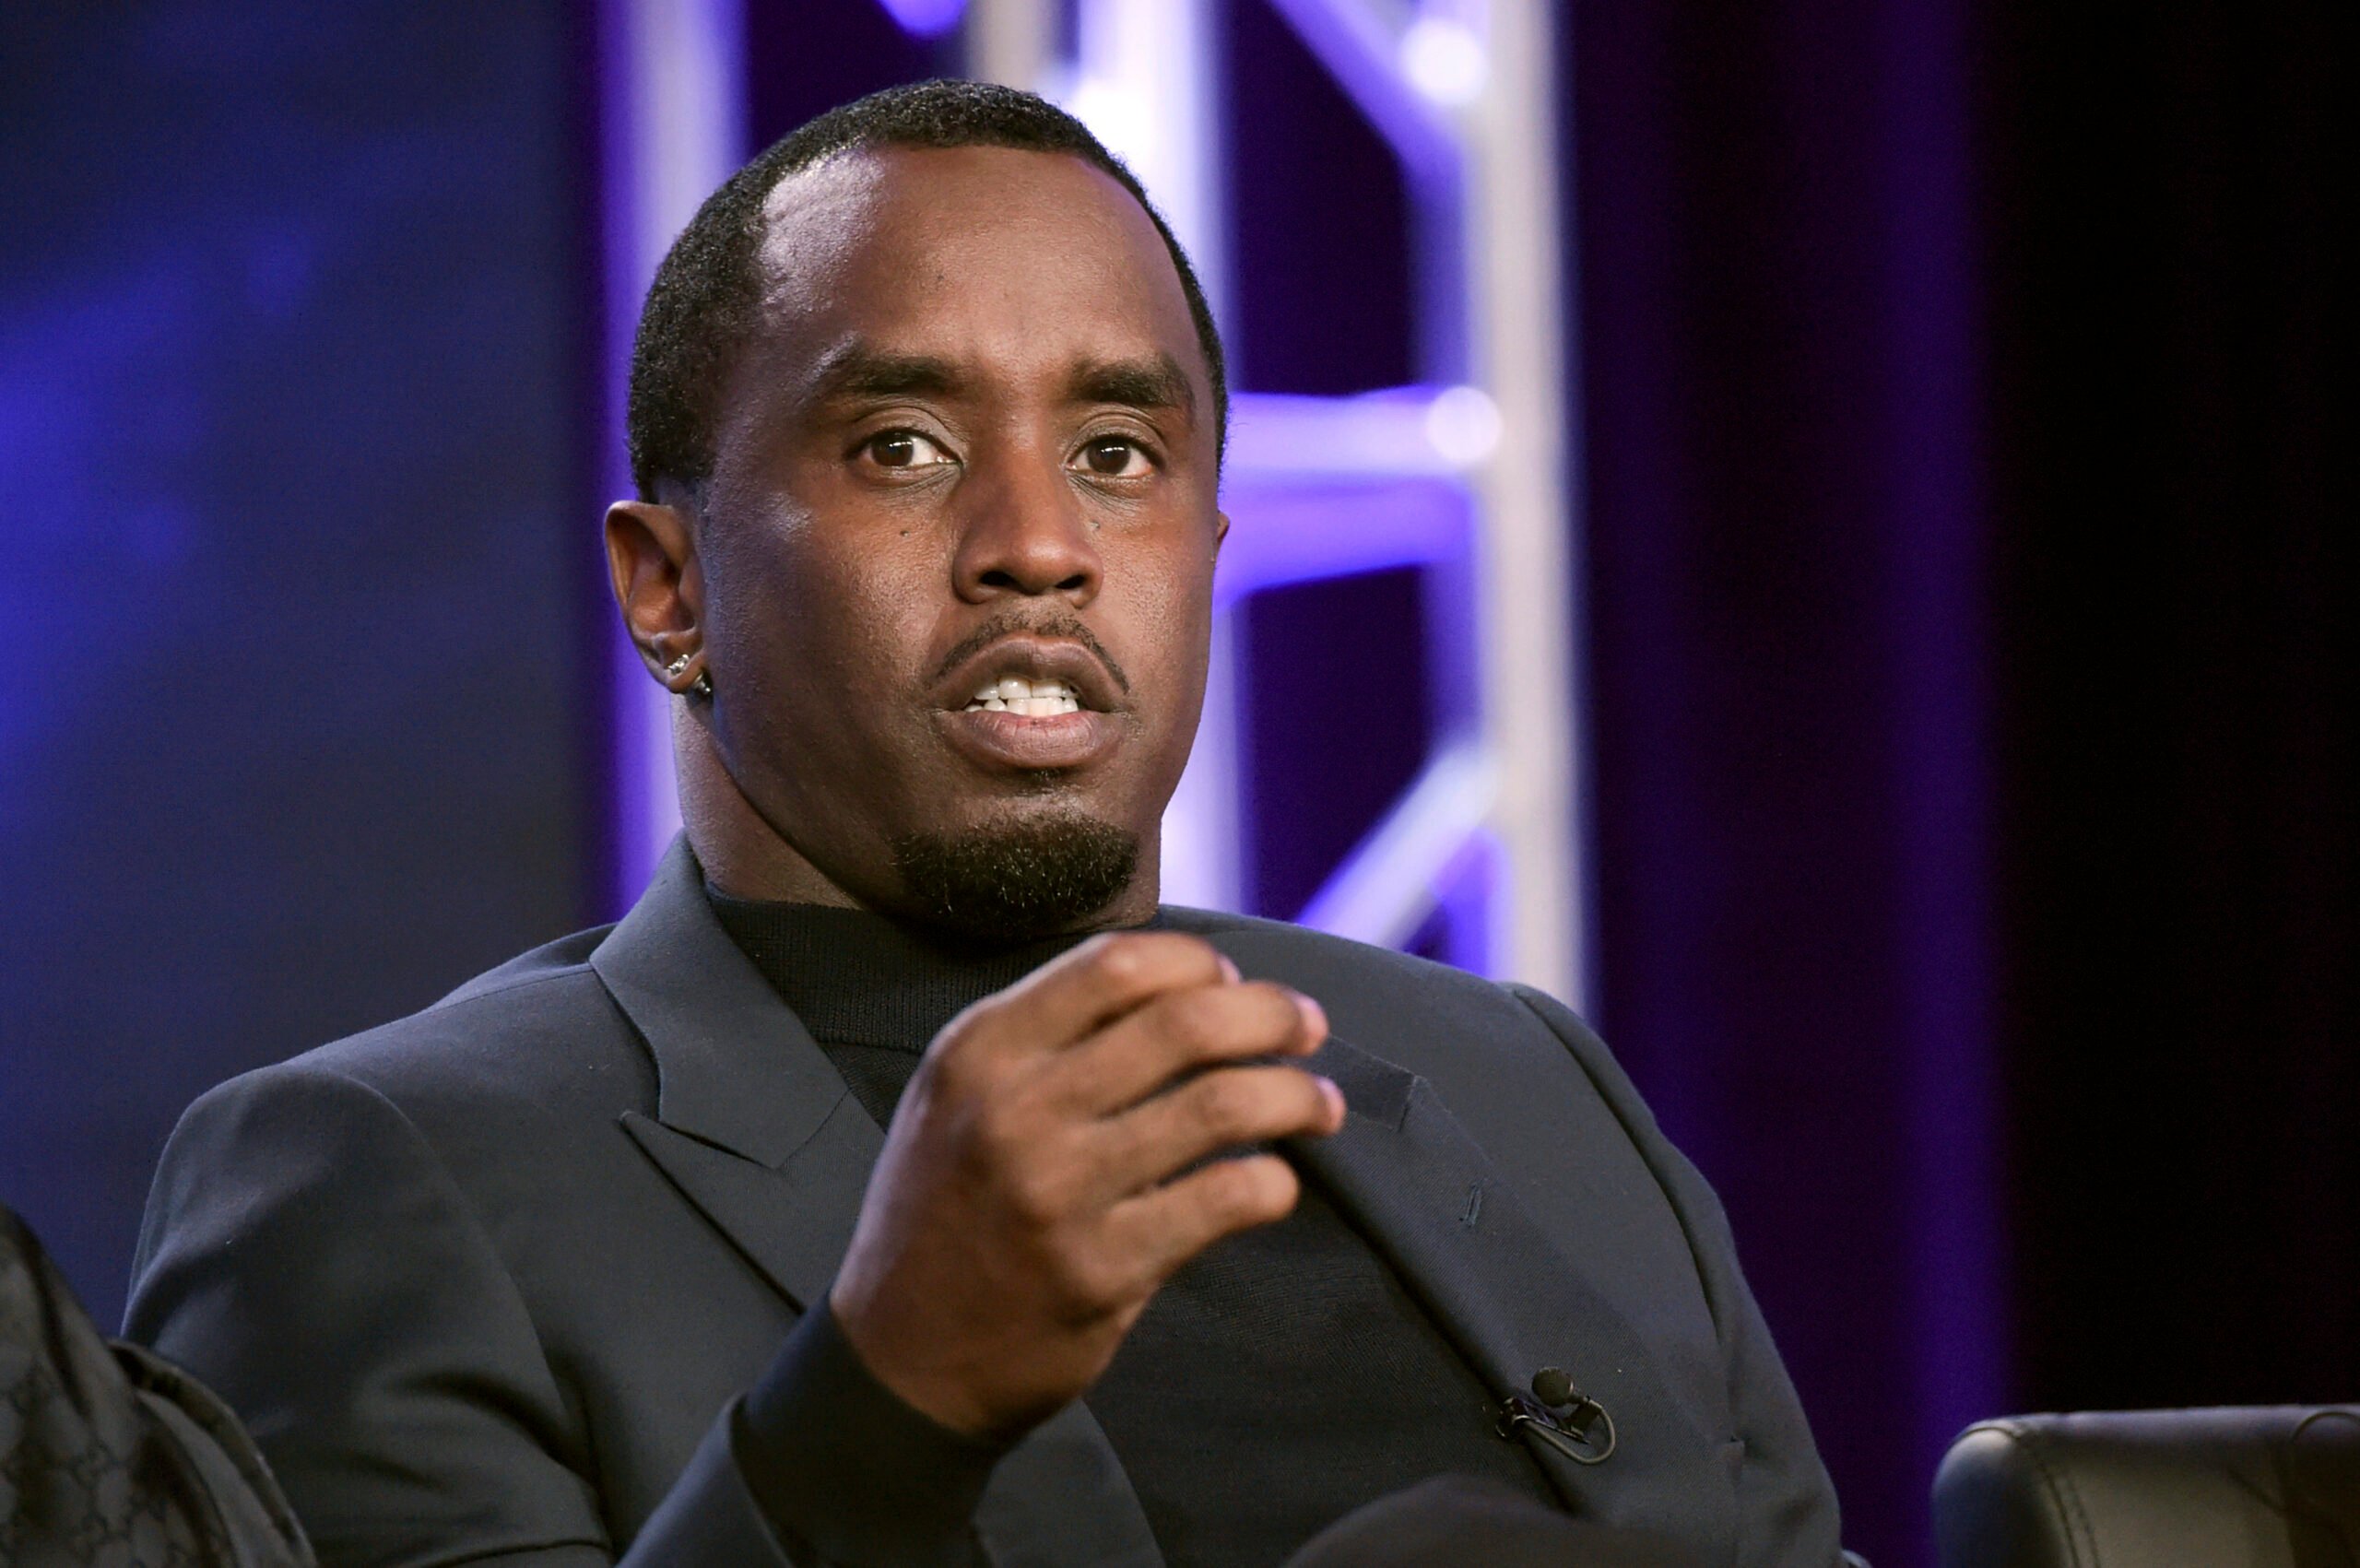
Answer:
[{"left": 874, "top": 0, "right": 967, "bottom": 39}]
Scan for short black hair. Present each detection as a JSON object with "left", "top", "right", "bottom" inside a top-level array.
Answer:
[{"left": 626, "top": 78, "right": 1228, "bottom": 501}]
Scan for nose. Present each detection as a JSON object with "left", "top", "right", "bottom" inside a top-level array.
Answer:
[{"left": 950, "top": 446, "right": 1102, "bottom": 607}]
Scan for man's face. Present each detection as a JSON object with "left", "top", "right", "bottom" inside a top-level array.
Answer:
[{"left": 691, "top": 145, "right": 1222, "bottom": 929}]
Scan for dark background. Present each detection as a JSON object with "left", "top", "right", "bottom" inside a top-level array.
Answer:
[
  {"left": 1572, "top": 1, "right": 2350, "bottom": 1559},
  {"left": 0, "top": 0, "right": 598, "bottom": 1335},
  {"left": 0, "top": 2, "right": 2345, "bottom": 1563}
]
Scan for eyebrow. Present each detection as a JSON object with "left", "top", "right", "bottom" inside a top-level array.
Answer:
[
  {"left": 1068, "top": 353, "right": 1198, "bottom": 422},
  {"left": 803, "top": 343, "right": 964, "bottom": 407},
  {"left": 803, "top": 341, "right": 1197, "bottom": 425}
]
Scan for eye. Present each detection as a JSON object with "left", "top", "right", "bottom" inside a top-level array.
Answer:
[
  {"left": 1074, "top": 436, "right": 1153, "bottom": 479},
  {"left": 861, "top": 430, "right": 955, "bottom": 470}
]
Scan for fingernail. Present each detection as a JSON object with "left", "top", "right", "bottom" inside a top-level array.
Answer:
[
  {"left": 1296, "top": 993, "right": 1328, "bottom": 1040},
  {"left": 1316, "top": 1075, "right": 1347, "bottom": 1121},
  {"left": 1218, "top": 953, "right": 1242, "bottom": 984}
]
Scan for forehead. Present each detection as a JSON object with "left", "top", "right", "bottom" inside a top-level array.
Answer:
[{"left": 741, "top": 144, "right": 1204, "bottom": 396}]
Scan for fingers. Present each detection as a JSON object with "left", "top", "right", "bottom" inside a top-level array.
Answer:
[
  {"left": 957, "top": 932, "right": 1235, "bottom": 1057},
  {"left": 1100, "top": 1151, "right": 1309, "bottom": 1290},
  {"left": 1053, "top": 980, "right": 1328, "bottom": 1115},
  {"left": 832, "top": 934, "right": 1345, "bottom": 1437},
  {"left": 1090, "top": 1062, "right": 1344, "bottom": 1201}
]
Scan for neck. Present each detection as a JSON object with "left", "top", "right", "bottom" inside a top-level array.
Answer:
[{"left": 672, "top": 702, "right": 861, "bottom": 905}]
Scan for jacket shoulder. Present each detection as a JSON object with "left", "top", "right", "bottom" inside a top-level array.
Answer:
[
  {"left": 1158, "top": 908, "right": 1570, "bottom": 1067},
  {"left": 426, "top": 922, "right": 613, "bottom": 1010},
  {"left": 186, "top": 923, "right": 651, "bottom": 1159}
]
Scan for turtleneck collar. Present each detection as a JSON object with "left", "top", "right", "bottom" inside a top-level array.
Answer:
[{"left": 703, "top": 889, "right": 1147, "bottom": 1053}]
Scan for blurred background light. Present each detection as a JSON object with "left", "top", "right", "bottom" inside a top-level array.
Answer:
[
  {"left": 877, "top": 0, "right": 968, "bottom": 37},
  {"left": 1399, "top": 16, "right": 1486, "bottom": 107},
  {"left": 1422, "top": 383, "right": 1502, "bottom": 466}
]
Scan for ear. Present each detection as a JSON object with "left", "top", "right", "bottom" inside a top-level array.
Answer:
[
  {"left": 1212, "top": 508, "right": 1231, "bottom": 560},
  {"left": 605, "top": 499, "right": 709, "bottom": 693}
]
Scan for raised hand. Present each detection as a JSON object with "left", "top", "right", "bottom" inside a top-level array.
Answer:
[{"left": 827, "top": 931, "right": 1342, "bottom": 1439}]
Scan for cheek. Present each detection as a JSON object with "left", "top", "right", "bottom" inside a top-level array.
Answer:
[
  {"left": 1112, "top": 536, "right": 1217, "bottom": 731},
  {"left": 707, "top": 523, "right": 935, "bottom": 724},
  {"left": 714, "top": 505, "right": 857, "bottom": 635}
]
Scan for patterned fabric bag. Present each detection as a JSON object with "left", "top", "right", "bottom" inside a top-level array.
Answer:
[{"left": 2, "top": 1206, "right": 313, "bottom": 1568}]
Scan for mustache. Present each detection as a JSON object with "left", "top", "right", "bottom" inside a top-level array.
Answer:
[{"left": 929, "top": 612, "right": 1132, "bottom": 695}]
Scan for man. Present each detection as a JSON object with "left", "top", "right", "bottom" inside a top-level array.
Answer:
[{"left": 128, "top": 81, "right": 1845, "bottom": 1567}]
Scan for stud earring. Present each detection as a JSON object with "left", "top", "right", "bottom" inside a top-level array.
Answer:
[{"left": 662, "top": 654, "right": 713, "bottom": 698}]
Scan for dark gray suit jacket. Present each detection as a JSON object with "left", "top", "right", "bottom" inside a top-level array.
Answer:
[{"left": 127, "top": 841, "right": 1842, "bottom": 1568}]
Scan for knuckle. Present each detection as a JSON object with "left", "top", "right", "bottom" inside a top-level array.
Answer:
[
  {"left": 1078, "top": 1249, "right": 1137, "bottom": 1309},
  {"left": 922, "top": 1044, "right": 974, "bottom": 1102},
  {"left": 1089, "top": 933, "right": 1156, "bottom": 989},
  {"left": 1158, "top": 986, "right": 1228, "bottom": 1051},
  {"left": 1160, "top": 984, "right": 1296, "bottom": 1059},
  {"left": 1092, "top": 932, "right": 1217, "bottom": 995},
  {"left": 1004, "top": 1162, "right": 1066, "bottom": 1226},
  {"left": 1049, "top": 1243, "right": 1130, "bottom": 1316},
  {"left": 1210, "top": 1153, "right": 1298, "bottom": 1220},
  {"left": 967, "top": 1102, "right": 1030, "bottom": 1171},
  {"left": 1240, "top": 983, "right": 1304, "bottom": 1042},
  {"left": 1189, "top": 1070, "right": 1266, "bottom": 1140},
  {"left": 925, "top": 1016, "right": 997, "bottom": 1093}
]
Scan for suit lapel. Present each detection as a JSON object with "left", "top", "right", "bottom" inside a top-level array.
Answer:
[
  {"left": 620, "top": 1100, "right": 877, "bottom": 1311},
  {"left": 590, "top": 840, "right": 849, "bottom": 1168},
  {"left": 591, "top": 840, "right": 1162, "bottom": 1567},
  {"left": 1292, "top": 1036, "right": 1736, "bottom": 1544}
]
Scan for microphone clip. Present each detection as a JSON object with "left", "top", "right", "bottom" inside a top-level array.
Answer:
[{"left": 1496, "top": 1368, "right": 1617, "bottom": 1465}]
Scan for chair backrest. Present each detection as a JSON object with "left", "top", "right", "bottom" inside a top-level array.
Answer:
[{"left": 1932, "top": 1407, "right": 2360, "bottom": 1568}]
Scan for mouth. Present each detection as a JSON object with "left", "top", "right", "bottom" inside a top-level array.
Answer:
[
  {"left": 961, "top": 674, "right": 1085, "bottom": 717},
  {"left": 934, "top": 634, "right": 1124, "bottom": 717},
  {"left": 934, "top": 639, "right": 1125, "bottom": 772}
]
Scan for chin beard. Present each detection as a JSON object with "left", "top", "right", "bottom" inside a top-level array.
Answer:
[{"left": 889, "top": 810, "right": 1141, "bottom": 942}]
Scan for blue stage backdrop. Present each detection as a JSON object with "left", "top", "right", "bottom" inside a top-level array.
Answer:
[{"left": 0, "top": 0, "right": 600, "bottom": 1329}]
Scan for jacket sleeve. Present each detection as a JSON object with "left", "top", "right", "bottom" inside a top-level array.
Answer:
[
  {"left": 1507, "top": 984, "right": 1849, "bottom": 1568},
  {"left": 124, "top": 1062, "right": 993, "bottom": 1568}
]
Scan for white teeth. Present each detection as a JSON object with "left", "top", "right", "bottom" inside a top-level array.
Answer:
[{"left": 963, "top": 676, "right": 1080, "bottom": 715}]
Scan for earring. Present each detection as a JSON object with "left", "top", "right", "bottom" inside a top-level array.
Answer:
[
  {"left": 691, "top": 670, "right": 714, "bottom": 699},
  {"left": 663, "top": 654, "right": 690, "bottom": 680}
]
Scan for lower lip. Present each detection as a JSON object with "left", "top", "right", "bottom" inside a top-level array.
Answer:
[{"left": 938, "top": 708, "right": 1118, "bottom": 771}]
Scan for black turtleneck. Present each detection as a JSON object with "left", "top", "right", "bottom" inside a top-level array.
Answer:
[
  {"left": 707, "top": 895, "right": 1088, "bottom": 1131},
  {"left": 709, "top": 891, "right": 1556, "bottom": 1568}
]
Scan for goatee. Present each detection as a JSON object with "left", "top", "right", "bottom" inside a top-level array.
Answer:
[{"left": 889, "top": 810, "right": 1140, "bottom": 942}]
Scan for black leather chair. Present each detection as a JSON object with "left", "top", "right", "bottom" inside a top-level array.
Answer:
[{"left": 1933, "top": 1407, "right": 2360, "bottom": 1567}]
